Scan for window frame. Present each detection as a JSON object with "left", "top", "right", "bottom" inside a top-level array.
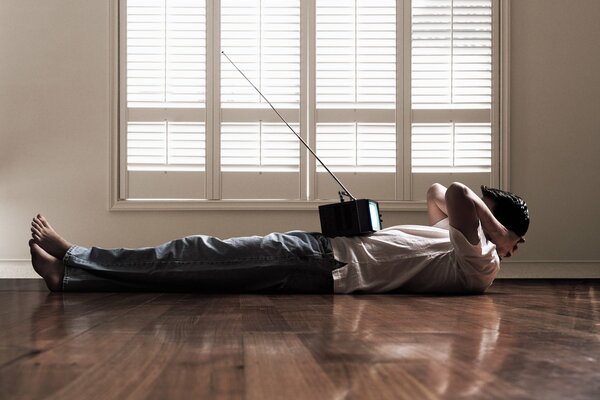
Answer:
[{"left": 110, "top": 0, "right": 510, "bottom": 211}]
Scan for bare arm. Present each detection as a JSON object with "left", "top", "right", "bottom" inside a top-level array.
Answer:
[
  {"left": 445, "top": 182, "right": 511, "bottom": 250},
  {"left": 426, "top": 183, "right": 449, "bottom": 225}
]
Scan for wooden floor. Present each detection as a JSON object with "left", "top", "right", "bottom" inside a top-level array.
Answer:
[{"left": 0, "top": 280, "right": 598, "bottom": 400}]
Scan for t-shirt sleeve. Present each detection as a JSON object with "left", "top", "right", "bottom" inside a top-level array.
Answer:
[
  {"left": 449, "top": 223, "right": 500, "bottom": 293},
  {"left": 433, "top": 217, "right": 450, "bottom": 230}
]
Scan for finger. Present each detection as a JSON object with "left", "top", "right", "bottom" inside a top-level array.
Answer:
[{"left": 32, "top": 220, "right": 43, "bottom": 230}]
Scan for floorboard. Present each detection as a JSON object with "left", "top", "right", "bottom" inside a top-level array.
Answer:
[{"left": 0, "top": 279, "right": 598, "bottom": 399}]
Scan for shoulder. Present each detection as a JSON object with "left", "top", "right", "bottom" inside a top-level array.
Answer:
[{"left": 449, "top": 223, "right": 500, "bottom": 289}]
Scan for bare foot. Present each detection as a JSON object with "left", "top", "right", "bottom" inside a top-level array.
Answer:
[
  {"left": 31, "top": 214, "right": 72, "bottom": 260},
  {"left": 29, "top": 240, "right": 64, "bottom": 292}
]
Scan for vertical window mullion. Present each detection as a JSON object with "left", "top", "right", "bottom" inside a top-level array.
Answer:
[
  {"left": 165, "top": 120, "right": 169, "bottom": 166},
  {"left": 450, "top": 0, "right": 454, "bottom": 104},
  {"left": 354, "top": 0, "right": 357, "bottom": 104},
  {"left": 354, "top": 123, "right": 358, "bottom": 167},
  {"left": 400, "top": 0, "right": 411, "bottom": 200},
  {"left": 306, "top": 0, "right": 317, "bottom": 200},
  {"left": 164, "top": 0, "right": 168, "bottom": 104},
  {"left": 208, "top": 0, "right": 220, "bottom": 199}
]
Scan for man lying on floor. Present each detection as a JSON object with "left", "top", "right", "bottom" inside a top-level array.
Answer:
[{"left": 29, "top": 182, "right": 529, "bottom": 294}]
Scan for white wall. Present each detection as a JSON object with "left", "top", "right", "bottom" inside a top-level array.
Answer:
[{"left": 1, "top": 0, "right": 599, "bottom": 278}]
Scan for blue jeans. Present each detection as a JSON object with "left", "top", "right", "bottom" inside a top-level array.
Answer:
[{"left": 62, "top": 231, "right": 343, "bottom": 293}]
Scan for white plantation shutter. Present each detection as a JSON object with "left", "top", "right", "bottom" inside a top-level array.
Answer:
[
  {"left": 412, "top": 0, "right": 492, "bottom": 108},
  {"left": 127, "top": 0, "right": 206, "bottom": 107},
  {"left": 221, "top": 123, "right": 299, "bottom": 171},
  {"left": 127, "top": 122, "right": 205, "bottom": 171},
  {"left": 124, "top": 0, "right": 207, "bottom": 199},
  {"left": 316, "top": 124, "right": 396, "bottom": 172},
  {"left": 412, "top": 123, "right": 491, "bottom": 171},
  {"left": 316, "top": 0, "right": 396, "bottom": 107},
  {"left": 219, "top": 0, "right": 302, "bottom": 199},
  {"left": 221, "top": 0, "right": 300, "bottom": 107},
  {"left": 315, "top": 0, "right": 396, "bottom": 200},
  {"left": 411, "top": 0, "right": 494, "bottom": 184},
  {"left": 127, "top": 123, "right": 166, "bottom": 166}
]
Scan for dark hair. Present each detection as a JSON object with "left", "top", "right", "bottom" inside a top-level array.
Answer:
[{"left": 481, "top": 186, "right": 530, "bottom": 237}]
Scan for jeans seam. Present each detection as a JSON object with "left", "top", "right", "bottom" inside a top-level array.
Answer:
[
  {"left": 62, "top": 268, "right": 69, "bottom": 290},
  {"left": 66, "top": 253, "right": 321, "bottom": 268}
]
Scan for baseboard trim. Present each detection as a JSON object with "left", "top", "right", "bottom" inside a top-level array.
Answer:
[
  {"left": 0, "top": 260, "right": 40, "bottom": 279},
  {"left": 2, "top": 259, "right": 599, "bottom": 280},
  {"left": 497, "top": 260, "right": 600, "bottom": 279}
]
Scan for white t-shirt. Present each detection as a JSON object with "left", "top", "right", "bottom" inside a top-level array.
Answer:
[{"left": 329, "top": 218, "right": 500, "bottom": 294}]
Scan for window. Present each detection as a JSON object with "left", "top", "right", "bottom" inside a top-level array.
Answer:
[{"left": 115, "top": 0, "right": 504, "bottom": 207}]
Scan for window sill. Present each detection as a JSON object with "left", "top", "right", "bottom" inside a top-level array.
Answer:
[{"left": 110, "top": 199, "right": 427, "bottom": 212}]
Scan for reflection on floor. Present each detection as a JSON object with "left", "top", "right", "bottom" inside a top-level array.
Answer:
[{"left": 0, "top": 279, "right": 598, "bottom": 399}]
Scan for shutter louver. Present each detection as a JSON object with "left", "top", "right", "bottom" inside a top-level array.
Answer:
[
  {"left": 167, "top": 123, "right": 206, "bottom": 166},
  {"left": 127, "top": 1, "right": 165, "bottom": 105},
  {"left": 166, "top": 0, "right": 206, "bottom": 104},
  {"left": 128, "top": 122, "right": 205, "bottom": 171},
  {"left": 412, "top": 123, "right": 491, "bottom": 172},
  {"left": 221, "top": 123, "right": 300, "bottom": 172},
  {"left": 221, "top": 0, "right": 300, "bottom": 108},
  {"left": 412, "top": 0, "right": 492, "bottom": 108},
  {"left": 316, "top": 1, "right": 355, "bottom": 104},
  {"left": 356, "top": 0, "right": 396, "bottom": 105},
  {"left": 127, "top": 0, "right": 206, "bottom": 107},
  {"left": 128, "top": 123, "right": 167, "bottom": 167},
  {"left": 316, "top": 123, "right": 396, "bottom": 172},
  {"left": 316, "top": 0, "right": 396, "bottom": 107}
]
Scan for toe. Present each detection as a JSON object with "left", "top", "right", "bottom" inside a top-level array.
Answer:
[
  {"left": 32, "top": 220, "right": 43, "bottom": 231},
  {"left": 39, "top": 215, "right": 49, "bottom": 228}
]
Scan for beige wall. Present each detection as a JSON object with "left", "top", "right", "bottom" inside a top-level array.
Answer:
[
  {"left": 509, "top": 0, "right": 600, "bottom": 263},
  {"left": 1, "top": 0, "right": 599, "bottom": 277}
]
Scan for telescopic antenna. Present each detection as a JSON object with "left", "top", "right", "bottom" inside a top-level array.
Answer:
[{"left": 221, "top": 51, "right": 355, "bottom": 201}]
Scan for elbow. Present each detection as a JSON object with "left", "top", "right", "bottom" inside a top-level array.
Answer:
[
  {"left": 445, "top": 182, "right": 469, "bottom": 203},
  {"left": 427, "top": 183, "right": 444, "bottom": 200}
]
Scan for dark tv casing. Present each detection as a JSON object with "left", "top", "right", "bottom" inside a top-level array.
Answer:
[{"left": 319, "top": 199, "right": 382, "bottom": 238}]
